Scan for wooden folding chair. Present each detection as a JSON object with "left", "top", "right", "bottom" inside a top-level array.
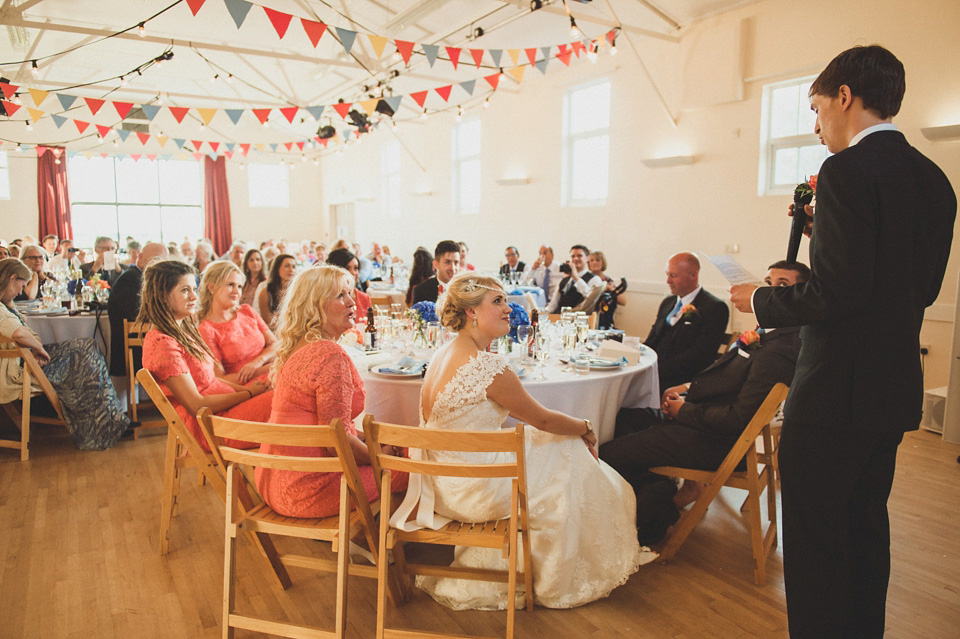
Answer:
[
  {"left": 122, "top": 320, "right": 165, "bottom": 438},
  {"left": 136, "top": 369, "right": 292, "bottom": 593},
  {"left": 650, "top": 382, "right": 789, "bottom": 585},
  {"left": 0, "top": 336, "right": 68, "bottom": 461},
  {"left": 198, "top": 410, "right": 400, "bottom": 639},
  {"left": 366, "top": 418, "right": 533, "bottom": 639}
]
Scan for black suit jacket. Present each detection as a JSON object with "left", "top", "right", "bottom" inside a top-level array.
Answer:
[
  {"left": 677, "top": 327, "right": 800, "bottom": 441},
  {"left": 107, "top": 265, "right": 143, "bottom": 377},
  {"left": 499, "top": 262, "right": 526, "bottom": 277},
  {"left": 645, "top": 288, "right": 729, "bottom": 391},
  {"left": 411, "top": 276, "right": 440, "bottom": 304},
  {"left": 81, "top": 262, "right": 125, "bottom": 286},
  {"left": 754, "top": 131, "right": 956, "bottom": 432}
]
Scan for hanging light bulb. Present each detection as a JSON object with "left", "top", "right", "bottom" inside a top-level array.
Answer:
[
  {"left": 31, "top": 60, "right": 39, "bottom": 78},
  {"left": 138, "top": 22, "right": 145, "bottom": 37},
  {"left": 25, "top": 120, "right": 32, "bottom": 131},
  {"left": 587, "top": 43, "right": 598, "bottom": 63},
  {"left": 120, "top": 76, "right": 127, "bottom": 86},
  {"left": 238, "top": 162, "right": 245, "bottom": 170},
  {"left": 54, "top": 157, "right": 61, "bottom": 165},
  {"left": 11, "top": 94, "right": 20, "bottom": 105},
  {"left": 289, "top": 160, "right": 296, "bottom": 169},
  {"left": 15, "top": 143, "right": 22, "bottom": 152},
  {"left": 420, "top": 109, "right": 427, "bottom": 121},
  {"left": 300, "top": 154, "right": 307, "bottom": 163},
  {"left": 456, "top": 106, "right": 463, "bottom": 122},
  {"left": 313, "top": 157, "right": 319, "bottom": 166},
  {"left": 113, "top": 139, "right": 118, "bottom": 148},
  {"left": 483, "top": 97, "right": 490, "bottom": 109},
  {"left": 157, "top": 92, "right": 165, "bottom": 105},
  {"left": 391, "top": 120, "right": 398, "bottom": 131},
  {"left": 610, "top": 38, "right": 618, "bottom": 56},
  {"left": 199, "top": 121, "right": 205, "bottom": 130},
  {"left": 226, "top": 74, "right": 233, "bottom": 84},
  {"left": 210, "top": 74, "right": 219, "bottom": 83},
  {"left": 569, "top": 16, "right": 579, "bottom": 38}
]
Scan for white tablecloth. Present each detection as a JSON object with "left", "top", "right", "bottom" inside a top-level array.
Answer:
[
  {"left": 24, "top": 311, "right": 112, "bottom": 361},
  {"left": 360, "top": 348, "right": 659, "bottom": 445}
]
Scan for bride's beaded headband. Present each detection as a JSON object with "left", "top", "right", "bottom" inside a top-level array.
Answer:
[{"left": 461, "top": 279, "right": 503, "bottom": 294}]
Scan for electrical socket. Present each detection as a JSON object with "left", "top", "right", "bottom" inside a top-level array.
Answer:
[{"left": 920, "top": 343, "right": 930, "bottom": 355}]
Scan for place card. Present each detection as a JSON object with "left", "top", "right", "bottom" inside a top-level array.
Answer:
[{"left": 597, "top": 339, "right": 641, "bottom": 365}]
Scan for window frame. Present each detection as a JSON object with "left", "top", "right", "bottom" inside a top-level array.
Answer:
[
  {"left": 451, "top": 117, "right": 481, "bottom": 215},
  {"left": 561, "top": 77, "right": 611, "bottom": 207},
  {"left": 759, "top": 75, "right": 828, "bottom": 196}
]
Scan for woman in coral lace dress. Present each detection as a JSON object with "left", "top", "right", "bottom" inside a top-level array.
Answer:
[
  {"left": 139, "top": 259, "right": 272, "bottom": 451},
  {"left": 197, "top": 261, "right": 277, "bottom": 384},
  {"left": 255, "top": 265, "right": 407, "bottom": 518}
]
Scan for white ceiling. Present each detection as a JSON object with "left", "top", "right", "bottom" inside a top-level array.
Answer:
[{"left": 0, "top": 0, "right": 758, "bottom": 158}]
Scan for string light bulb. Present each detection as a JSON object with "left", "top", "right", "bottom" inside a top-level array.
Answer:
[
  {"left": 15, "top": 143, "right": 22, "bottom": 152},
  {"left": 54, "top": 157, "right": 61, "bottom": 165},
  {"left": 313, "top": 157, "right": 319, "bottom": 166},
  {"left": 156, "top": 93, "right": 164, "bottom": 105},
  {"left": 610, "top": 38, "right": 618, "bottom": 56},
  {"left": 420, "top": 109, "right": 427, "bottom": 121},
  {"left": 137, "top": 22, "right": 145, "bottom": 37},
  {"left": 30, "top": 60, "right": 39, "bottom": 78},
  {"left": 238, "top": 162, "right": 245, "bottom": 170},
  {"left": 113, "top": 139, "right": 118, "bottom": 147},
  {"left": 120, "top": 75, "right": 127, "bottom": 86},
  {"left": 300, "top": 154, "right": 307, "bottom": 163},
  {"left": 456, "top": 106, "right": 463, "bottom": 121},
  {"left": 210, "top": 74, "right": 219, "bottom": 83},
  {"left": 483, "top": 97, "right": 490, "bottom": 109},
  {"left": 569, "top": 16, "right": 579, "bottom": 38},
  {"left": 587, "top": 42, "right": 598, "bottom": 63},
  {"left": 226, "top": 74, "right": 233, "bottom": 84},
  {"left": 25, "top": 120, "right": 32, "bottom": 131}
]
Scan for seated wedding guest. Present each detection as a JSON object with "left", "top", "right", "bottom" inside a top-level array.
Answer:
[
  {"left": 224, "top": 241, "right": 246, "bottom": 268},
  {"left": 406, "top": 247, "right": 434, "bottom": 305},
  {"left": 314, "top": 243, "right": 327, "bottom": 263},
  {"left": 14, "top": 244, "right": 54, "bottom": 301},
  {"left": 545, "top": 244, "right": 605, "bottom": 312},
  {"left": 139, "top": 259, "right": 271, "bottom": 451},
  {"left": 367, "top": 242, "right": 389, "bottom": 268},
  {"left": 239, "top": 248, "right": 266, "bottom": 307},
  {"left": 330, "top": 238, "right": 350, "bottom": 252},
  {"left": 180, "top": 240, "right": 195, "bottom": 262},
  {"left": 0, "top": 243, "right": 9, "bottom": 259},
  {"left": 197, "top": 261, "right": 277, "bottom": 384},
  {"left": 523, "top": 245, "right": 561, "bottom": 307},
  {"left": 601, "top": 261, "right": 808, "bottom": 544},
  {"left": 255, "top": 265, "right": 408, "bottom": 518},
  {"left": 193, "top": 241, "right": 215, "bottom": 274},
  {"left": 107, "top": 242, "right": 169, "bottom": 377},
  {"left": 326, "top": 248, "right": 371, "bottom": 321},
  {"left": 80, "top": 236, "right": 125, "bottom": 285},
  {"left": 124, "top": 240, "right": 141, "bottom": 265},
  {"left": 588, "top": 251, "right": 627, "bottom": 307},
  {"left": 499, "top": 245, "right": 527, "bottom": 279},
  {"left": 257, "top": 253, "right": 296, "bottom": 326},
  {"left": 382, "top": 245, "right": 398, "bottom": 264},
  {"left": 46, "top": 239, "right": 82, "bottom": 272},
  {"left": 6, "top": 244, "right": 18, "bottom": 258},
  {"left": 263, "top": 245, "right": 280, "bottom": 266},
  {"left": 412, "top": 240, "right": 460, "bottom": 304},
  {"left": 644, "top": 252, "right": 729, "bottom": 392},
  {"left": 458, "top": 241, "right": 475, "bottom": 271},
  {"left": 352, "top": 242, "right": 374, "bottom": 289},
  {"left": 1, "top": 258, "right": 131, "bottom": 449},
  {"left": 391, "top": 272, "right": 652, "bottom": 609},
  {"left": 41, "top": 234, "right": 58, "bottom": 260}
]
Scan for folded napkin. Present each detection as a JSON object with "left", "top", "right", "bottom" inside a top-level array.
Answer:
[
  {"left": 378, "top": 356, "right": 427, "bottom": 375},
  {"left": 589, "top": 356, "right": 629, "bottom": 367}
]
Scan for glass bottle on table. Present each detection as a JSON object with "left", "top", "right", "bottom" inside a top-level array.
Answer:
[{"left": 364, "top": 306, "right": 378, "bottom": 351}]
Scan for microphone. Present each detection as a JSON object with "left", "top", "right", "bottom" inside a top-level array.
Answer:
[{"left": 788, "top": 183, "right": 815, "bottom": 263}]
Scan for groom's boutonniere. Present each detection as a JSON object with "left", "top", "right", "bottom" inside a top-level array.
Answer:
[
  {"left": 736, "top": 329, "right": 762, "bottom": 352},
  {"left": 680, "top": 304, "right": 697, "bottom": 320}
]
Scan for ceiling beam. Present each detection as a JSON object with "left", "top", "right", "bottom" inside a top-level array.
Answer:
[
  {"left": 629, "top": 0, "right": 680, "bottom": 31},
  {"left": 501, "top": 0, "right": 678, "bottom": 42}
]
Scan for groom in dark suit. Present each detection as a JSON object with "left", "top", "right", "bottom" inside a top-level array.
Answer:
[
  {"left": 731, "top": 46, "right": 956, "bottom": 639},
  {"left": 411, "top": 240, "right": 461, "bottom": 304},
  {"left": 602, "top": 261, "right": 806, "bottom": 545},
  {"left": 645, "top": 252, "right": 729, "bottom": 392}
]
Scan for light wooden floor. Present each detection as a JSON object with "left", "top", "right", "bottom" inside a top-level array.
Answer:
[{"left": 1, "top": 424, "right": 958, "bottom": 639}]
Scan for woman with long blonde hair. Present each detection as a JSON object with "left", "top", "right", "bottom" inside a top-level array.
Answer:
[{"left": 256, "top": 265, "right": 407, "bottom": 519}]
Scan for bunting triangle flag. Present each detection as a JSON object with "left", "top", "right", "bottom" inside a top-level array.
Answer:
[
  {"left": 470, "top": 49, "right": 485, "bottom": 68},
  {"left": 459, "top": 80, "right": 476, "bottom": 95},
  {"left": 534, "top": 58, "right": 548, "bottom": 74},
  {"left": 305, "top": 105, "right": 325, "bottom": 120},
  {"left": 343, "top": 130, "right": 352, "bottom": 142},
  {"left": 74, "top": 119, "right": 90, "bottom": 133},
  {"left": 156, "top": 135, "right": 168, "bottom": 147},
  {"left": 141, "top": 104, "right": 161, "bottom": 120},
  {"left": 224, "top": 0, "right": 253, "bottom": 28},
  {"left": 117, "top": 129, "right": 132, "bottom": 142},
  {"left": 207, "top": 152, "right": 218, "bottom": 161},
  {"left": 185, "top": 0, "right": 206, "bottom": 16},
  {"left": 112, "top": 101, "right": 134, "bottom": 119},
  {"left": 224, "top": 151, "right": 233, "bottom": 159},
  {"left": 27, "top": 108, "right": 44, "bottom": 123},
  {"left": 197, "top": 108, "right": 217, "bottom": 125},
  {"left": 169, "top": 107, "right": 190, "bottom": 123},
  {"left": 409, "top": 90, "right": 428, "bottom": 108},
  {"left": 0, "top": 82, "right": 20, "bottom": 100},
  {"left": 421, "top": 44, "right": 439, "bottom": 67},
  {"left": 1, "top": 100, "right": 21, "bottom": 116},
  {"left": 489, "top": 49, "right": 503, "bottom": 67},
  {"left": 191, "top": 140, "right": 204, "bottom": 151},
  {"left": 319, "top": 138, "right": 329, "bottom": 148},
  {"left": 56, "top": 93, "right": 77, "bottom": 110},
  {"left": 225, "top": 142, "right": 235, "bottom": 152},
  {"left": 435, "top": 85, "right": 452, "bottom": 102},
  {"left": 383, "top": 95, "right": 402, "bottom": 114},
  {"left": 174, "top": 138, "right": 187, "bottom": 149},
  {"left": 279, "top": 106, "right": 299, "bottom": 123},
  {"left": 263, "top": 7, "right": 292, "bottom": 38},
  {"left": 136, "top": 132, "right": 151, "bottom": 145},
  {"left": 84, "top": 98, "right": 105, "bottom": 115},
  {"left": 607, "top": 29, "right": 617, "bottom": 44},
  {"left": 394, "top": 40, "right": 415, "bottom": 65},
  {"left": 541, "top": 46, "right": 552, "bottom": 62},
  {"left": 525, "top": 48, "right": 538, "bottom": 66},
  {"left": 507, "top": 66, "right": 525, "bottom": 83},
  {"left": 357, "top": 99, "right": 378, "bottom": 116},
  {"left": 301, "top": 18, "right": 327, "bottom": 47},
  {"left": 36, "top": 146, "right": 49, "bottom": 157},
  {"left": 192, "top": 153, "right": 204, "bottom": 161},
  {"left": 51, "top": 114, "right": 68, "bottom": 128},
  {"left": 557, "top": 51, "right": 571, "bottom": 66},
  {"left": 572, "top": 41, "right": 585, "bottom": 57},
  {"left": 507, "top": 49, "right": 520, "bottom": 66},
  {"left": 484, "top": 73, "right": 501, "bottom": 90},
  {"left": 240, "top": 143, "right": 250, "bottom": 156},
  {"left": 268, "top": 143, "right": 278, "bottom": 152},
  {"left": 254, "top": 143, "right": 264, "bottom": 153},
  {"left": 130, "top": 154, "right": 141, "bottom": 162},
  {"left": 28, "top": 88, "right": 48, "bottom": 106},
  {"left": 445, "top": 46, "right": 461, "bottom": 70},
  {"left": 296, "top": 141, "right": 305, "bottom": 151},
  {"left": 147, "top": 154, "right": 157, "bottom": 161},
  {"left": 283, "top": 142, "right": 293, "bottom": 151},
  {"left": 332, "top": 102, "right": 352, "bottom": 119},
  {"left": 335, "top": 27, "right": 357, "bottom": 54},
  {"left": 368, "top": 34, "right": 388, "bottom": 59},
  {"left": 252, "top": 108, "right": 271, "bottom": 124},
  {"left": 225, "top": 109, "right": 244, "bottom": 125},
  {"left": 208, "top": 142, "right": 220, "bottom": 152}
]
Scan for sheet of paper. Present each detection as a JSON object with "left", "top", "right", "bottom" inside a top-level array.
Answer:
[
  {"left": 702, "top": 253, "right": 762, "bottom": 285},
  {"left": 103, "top": 250, "right": 117, "bottom": 270}
]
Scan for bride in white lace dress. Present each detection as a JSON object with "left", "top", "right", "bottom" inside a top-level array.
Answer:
[{"left": 390, "top": 273, "right": 655, "bottom": 610}]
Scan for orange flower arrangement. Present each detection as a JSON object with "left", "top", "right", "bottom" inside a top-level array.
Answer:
[
  {"left": 680, "top": 304, "right": 697, "bottom": 319},
  {"left": 737, "top": 329, "right": 761, "bottom": 351}
]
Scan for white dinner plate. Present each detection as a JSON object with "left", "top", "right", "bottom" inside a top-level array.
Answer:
[{"left": 368, "top": 365, "right": 423, "bottom": 379}]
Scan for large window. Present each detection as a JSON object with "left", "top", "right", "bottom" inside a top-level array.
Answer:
[
  {"left": 382, "top": 141, "right": 401, "bottom": 218},
  {"left": 451, "top": 118, "right": 481, "bottom": 214},
  {"left": 0, "top": 151, "right": 10, "bottom": 199},
  {"left": 247, "top": 162, "right": 290, "bottom": 208},
  {"left": 759, "top": 77, "right": 829, "bottom": 195},
  {"left": 68, "top": 156, "right": 203, "bottom": 249},
  {"left": 562, "top": 78, "right": 610, "bottom": 207}
]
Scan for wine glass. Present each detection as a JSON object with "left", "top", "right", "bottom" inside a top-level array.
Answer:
[
  {"left": 534, "top": 332, "right": 550, "bottom": 381},
  {"left": 515, "top": 325, "right": 531, "bottom": 362}
]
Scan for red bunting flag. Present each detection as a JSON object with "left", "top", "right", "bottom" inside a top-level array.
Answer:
[
  {"left": 169, "top": 107, "right": 190, "bottom": 124},
  {"left": 191, "top": 140, "right": 204, "bottom": 151},
  {"left": 296, "top": 141, "right": 305, "bottom": 151},
  {"left": 319, "top": 138, "right": 330, "bottom": 148},
  {"left": 435, "top": 85, "right": 452, "bottom": 102},
  {"left": 263, "top": 7, "right": 292, "bottom": 38},
  {"left": 1, "top": 100, "right": 20, "bottom": 116},
  {"left": 100, "top": 153, "right": 108, "bottom": 158},
  {"left": 112, "top": 101, "right": 134, "bottom": 119},
  {"left": 409, "top": 91, "right": 428, "bottom": 108},
  {"left": 208, "top": 142, "right": 219, "bottom": 152},
  {"left": 185, "top": 0, "right": 206, "bottom": 16},
  {"left": 332, "top": 102, "right": 352, "bottom": 119},
  {"left": 445, "top": 46, "right": 461, "bottom": 70},
  {"left": 240, "top": 143, "right": 250, "bottom": 156},
  {"left": 74, "top": 120, "right": 89, "bottom": 133},
  {"left": 606, "top": 29, "right": 617, "bottom": 44},
  {"left": 252, "top": 109, "right": 271, "bottom": 124},
  {"left": 525, "top": 48, "right": 538, "bottom": 66},
  {"left": 192, "top": 153, "right": 204, "bottom": 161},
  {"left": 301, "top": 18, "right": 327, "bottom": 47},
  {"left": 394, "top": 40, "right": 415, "bottom": 65},
  {"left": 147, "top": 154, "right": 157, "bottom": 161},
  {"left": 0, "top": 82, "right": 20, "bottom": 100},
  {"left": 96, "top": 124, "right": 112, "bottom": 138},
  {"left": 571, "top": 41, "right": 585, "bottom": 57},
  {"left": 279, "top": 106, "right": 299, "bottom": 123},
  {"left": 36, "top": 146, "right": 49, "bottom": 157},
  {"left": 84, "top": 98, "right": 105, "bottom": 115},
  {"left": 484, "top": 73, "right": 501, "bottom": 90},
  {"left": 224, "top": 151, "right": 233, "bottom": 159},
  {"left": 283, "top": 142, "right": 293, "bottom": 151},
  {"left": 130, "top": 154, "right": 141, "bottom": 162},
  {"left": 470, "top": 49, "right": 485, "bottom": 68},
  {"left": 136, "top": 132, "right": 151, "bottom": 145},
  {"left": 557, "top": 50, "right": 572, "bottom": 66}
]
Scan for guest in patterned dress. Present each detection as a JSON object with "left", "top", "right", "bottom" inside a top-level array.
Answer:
[
  {"left": 255, "top": 265, "right": 407, "bottom": 518},
  {"left": 197, "top": 261, "right": 277, "bottom": 385},
  {"left": 138, "top": 259, "right": 271, "bottom": 452},
  {"left": 0, "top": 258, "right": 130, "bottom": 450},
  {"left": 239, "top": 248, "right": 265, "bottom": 308}
]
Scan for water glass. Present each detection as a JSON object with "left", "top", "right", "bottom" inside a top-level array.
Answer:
[
  {"left": 515, "top": 325, "right": 531, "bottom": 361},
  {"left": 574, "top": 352, "right": 591, "bottom": 376}
]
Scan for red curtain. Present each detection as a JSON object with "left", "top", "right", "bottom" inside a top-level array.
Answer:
[
  {"left": 37, "top": 146, "right": 73, "bottom": 241},
  {"left": 203, "top": 156, "right": 232, "bottom": 256}
]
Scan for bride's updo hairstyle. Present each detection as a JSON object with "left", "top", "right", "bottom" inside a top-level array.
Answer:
[{"left": 436, "top": 273, "right": 505, "bottom": 331}]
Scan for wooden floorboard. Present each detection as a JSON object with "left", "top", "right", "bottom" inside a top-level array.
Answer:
[{"left": 1, "top": 423, "right": 958, "bottom": 638}]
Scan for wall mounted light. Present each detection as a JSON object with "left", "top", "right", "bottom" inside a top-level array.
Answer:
[
  {"left": 920, "top": 124, "right": 960, "bottom": 142},
  {"left": 641, "top": 154, "right": 696, "bottom": 168}
]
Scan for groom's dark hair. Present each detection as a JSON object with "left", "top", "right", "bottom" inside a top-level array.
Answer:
[{"left": 809, "top": 45, "right": 905, "bottom": 120}]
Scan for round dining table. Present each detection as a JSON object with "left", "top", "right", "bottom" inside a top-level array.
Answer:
[
  {"left": 23, "top": 309, "right": 112, "bottom": 361},
  {"left": 359, "top": 347, "right": 659, "bottom": 445}
]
